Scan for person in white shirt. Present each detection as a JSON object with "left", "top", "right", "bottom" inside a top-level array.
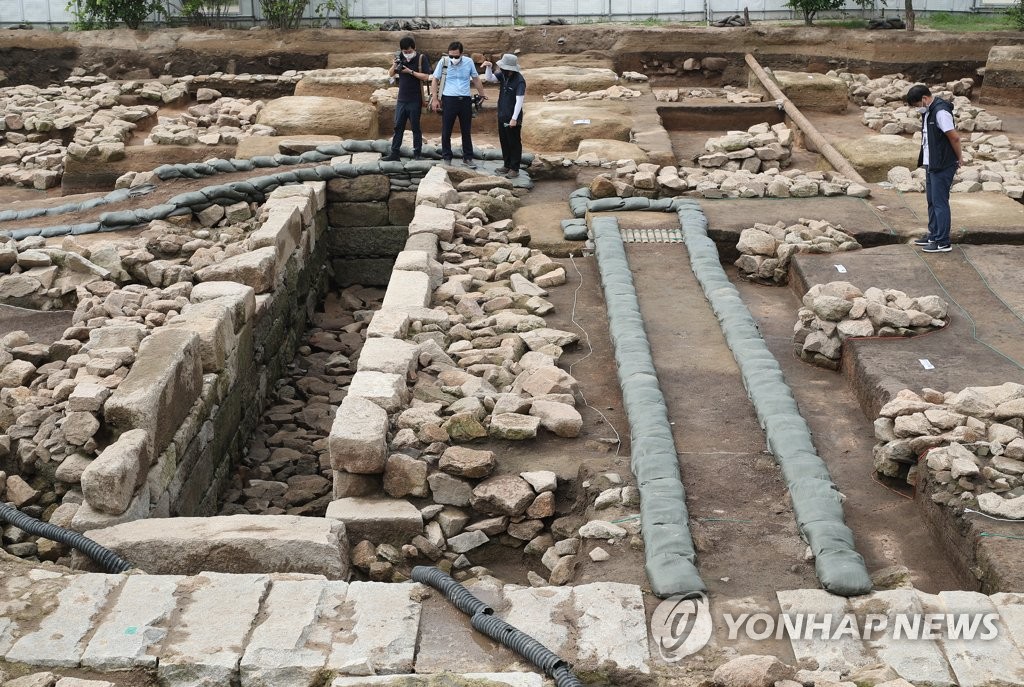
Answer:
[
  {"left": 906, "top": 84, "right": 963, "bottom": 254},
  {"left": 429, "top": 41, "right": 487, "bottom": 168},
  {"left": 481, "top": 54, "right": 527, "bottom": 179}
]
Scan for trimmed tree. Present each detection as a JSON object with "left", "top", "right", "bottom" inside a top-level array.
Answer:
[{"left": 785, "top": 0, "right": 844, "bottom": 25}]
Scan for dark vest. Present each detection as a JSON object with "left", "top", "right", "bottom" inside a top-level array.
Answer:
[{"left": 918, "top": 97, "right": 957, "bottom": 171}]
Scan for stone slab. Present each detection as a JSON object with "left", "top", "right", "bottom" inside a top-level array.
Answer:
[
  {"left": 331, "top": 675, "right": 544, "bottom": 687},
  {"left": 347, "top": 370, "right": 410, "bottom": 413},
  {"left": 240, "top": 578, "right": 348, "bottom": 687},
  {"left": 5, "top": 574, "right": 122, "bottom": 668},
  {"left": 325, "top": 497, "right": 423, "bottom": 547},
  {"left": 366, "top": 310, "right": 410, "bottom": 339},
  {"left": 326, "top": 581, "right": 421, "bottom": 675},
  {"left": 158, "top": 572, "right": 270, "bottom": 687},
  {"left": 83, "top": 515, "right": 349, "bottom": 578},
  {"left": 502, "top": 585, "right": 572, "bottom": 656},
  {"left": 408, "top": 205, "right": 456, "bottom": 243},
  {"left": 415, "top": 166, "right": 459, "bottom": 207},
  {"left": 777, "top": 588, "right": 874, "bottom": 673},
  {"left": 922, "top": 590, "right": 1024, "bottom": 687},
  {"left": 189, "top": 281, "right": 257, "bottom": 329},
  {"left": 81, "top": 574, "right": 182, "bottom": 670},
  {"left": 356, "top": 337, "right": 419, "bottom": 377},
  {"left": 381, "top": 270, "right": 432, "bottom": 311},
  {"left": 572, "top": 582, "right": 650, "bottom": 674},
  {"left": 328, "top": 394, "right": 390, "bottom": 474},
  {"left": 991, "top": 592, "right": 1024, "bottom": 655},
  {"left": 849, "top": 589, "right": 955, "bottom": 686}
]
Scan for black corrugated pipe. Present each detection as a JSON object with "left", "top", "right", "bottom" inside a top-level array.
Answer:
[
  {"left": 0, "top": 502, "right": 133, "bottom": 573},
  {"left": 411, "top": 566, "right": 586, "bottom": 687}
]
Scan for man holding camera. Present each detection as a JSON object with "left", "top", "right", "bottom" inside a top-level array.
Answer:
[
  {"left": 382, "top": 36, "right": 431, "bottom": 162},
  {"left": 429, "top": 41, "right": 487, "bottom": 168}
]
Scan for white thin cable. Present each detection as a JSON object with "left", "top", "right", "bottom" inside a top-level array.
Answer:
[
  {"left": 963, "top": 508, "right": 1024, "bottom": 523},
  {"left": 567, "top": 253, "right": 621, "bottom": 456}
]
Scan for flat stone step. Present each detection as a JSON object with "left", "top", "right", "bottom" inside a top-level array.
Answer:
[
  {"left": 781, "top": 587, "right": 1024, "bottom": 685},
  {"left": 0, "top": 570, "right": 649, "bottom": 684},
  {"left": 331, "top": 674, "right": 546, "bottom": 686}
]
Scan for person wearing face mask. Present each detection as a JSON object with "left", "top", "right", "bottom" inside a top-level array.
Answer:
[
  {"left": 382, "top": 36, "right": 431, "bottom": 162},
  {"left": 429, "top": 41, "right": 487, "bottom": 168},
  {"left": 906, "top": 84, "right": 963, "bottom": 253},
  {"left": 481, "top": 54, "right": 527, "bottom": 179}
]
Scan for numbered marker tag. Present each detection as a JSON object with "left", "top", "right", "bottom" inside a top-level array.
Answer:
[
  {"left": 919, "top": 358, "right": 935, "bottom": 370},
  {"left": 834, "top": 264, "right": 847, "bottom": 273},
  {"left": 572, "top": 119, "right": 591, "bottom": 125}
]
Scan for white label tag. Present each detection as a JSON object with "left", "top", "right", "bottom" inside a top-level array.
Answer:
[
  {"left": 572, "top": 119, "right": 591, "bottom": 125},
  {"left": 919, "top": 358, "right": 935, "bottom": 370},
  {"left": 834, "top": 264, "right": 847, "bottom": 273}
]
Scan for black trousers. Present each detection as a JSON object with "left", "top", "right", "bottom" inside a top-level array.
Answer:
[
  {"left": 440, "top": 95, "right": 474, "bottom": 160},
  {"left": 497, "top": 120, "right": 523, "bottom": 171}
]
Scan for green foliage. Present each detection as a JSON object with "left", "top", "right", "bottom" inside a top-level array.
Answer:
[
  {"left": 784, "top": 0, "right": 844, "bottom": 24},
  {"left": 923, "top": 9, "right": 1013, "bottom": 30},
  {"left": 313, "top": 0, "right": 375, "bottom": 28},
  {"left": 633, "top": 15, "right": 665, "bottom": 24},
  {"left": 66, "top": 0, "right": 164, "bottom": 28},
  {"left": 260, "top": 0, "right": 307, "bottom": 28},
  {"left": 513, "top": 15, "right": 526, "bottom": 25},
  {"left": 1006, "top": 1, "right": 1024, "bottom": 29},
  {"left": 172, "top": 0, "right": 237, "bottom": 25}
]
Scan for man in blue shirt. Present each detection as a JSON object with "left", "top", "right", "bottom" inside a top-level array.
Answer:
[
  {"left": 429, "top": 41, "right": 487, "bottom": 168},
  {"left": 382, "top": 36, "right": 431, "bottom": 162},
  {"left": 482, "top": 54, "right": 526, "bottom": 178}
]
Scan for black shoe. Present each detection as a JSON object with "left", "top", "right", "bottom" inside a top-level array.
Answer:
[
  {"left": 413, "top": 152, "right": 423, "bottom": 160},
  {"left": 442, "top": 157, "right": 453, "bottom": 165},
  {"left": 912, "top": 237, "right": 932, "bottom": 246},
  {"left": 494, "top": 166, "right": 510, "bottom": 174},
  {"left": 505, "top": 169, "right": 520, "bottom": 178},
  {"left": 381, "top": 153, "right": 401, "bottom": 162},
  {"left": 463, "top": 159, "right": 477, "bottom": 169},
  {"left": 922, "top": 242, "right": 952, "bottom": 253}
]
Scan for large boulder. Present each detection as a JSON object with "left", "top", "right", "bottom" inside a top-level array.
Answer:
[
  {"left": 522, "top": 66, "right": 619, "bottom": 94},
  {"left": 294, "top": 67, "right": 392, "bottom": 101},
  {"left": 833, "top": 135, "right": 920, "bottom": 183},
  {"left": 235, "top": 134, "right": 341, "bottom": 158},
  {"left": 522, "top": 101, "right": 632, "bottom": 152},
  {"left": 981, "top": 45, "right": 1024, "bottom": 107},
  {"left": 576, "top": 139, "right": 648, "bottom": 163},
  {"left": 749, "top": 70, "right": 849, "bottom": 113},
  {"left": 256, "top": 96, "right": 378, "bottom": 138}
]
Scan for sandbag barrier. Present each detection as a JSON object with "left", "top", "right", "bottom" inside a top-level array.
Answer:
[
  {"left": 0, "top": 184, "right": 157, "bottom": 224},
  {"left": 0, "top": 138, "right": 540, "bottom": 240},
  {"left": 583, "top": 189, "right": 872, "bottom": 597},
  {"left": 591, "top": 214, "right": 706, "bottom": 598},
  {"left": 1, "top": 140, "right": 536, "bottom": 241}
]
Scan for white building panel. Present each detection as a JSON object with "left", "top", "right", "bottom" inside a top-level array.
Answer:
[{"left": 0, "top": 0, "right": 24, "bottom": 21}]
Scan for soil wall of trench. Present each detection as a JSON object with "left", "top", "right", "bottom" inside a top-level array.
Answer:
[{"left": 1, "top": 25, "right": 1022, "bottom": 88}]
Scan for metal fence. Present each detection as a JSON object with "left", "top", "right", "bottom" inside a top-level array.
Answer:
[{"left": 0, "top": 0, "right": 1009, "bottom": 28}]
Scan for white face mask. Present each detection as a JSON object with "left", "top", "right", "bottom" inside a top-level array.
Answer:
[
  {"left": 448, "top": 55, "right": 462, "bottom": 64},
  {"left": 402, "top": 51, "right": 416, "bottom": 59},
  {"left": 916, "top": 106, "right": 928, "bottom": 114}
]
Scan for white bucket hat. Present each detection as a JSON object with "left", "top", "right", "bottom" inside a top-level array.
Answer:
[{"left": 496, "top": 54, "right": 521, "bottom": 72}]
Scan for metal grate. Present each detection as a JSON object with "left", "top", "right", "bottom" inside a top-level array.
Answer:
[{"left": 618, "top": 227, "right": 685, "bottom": 243}]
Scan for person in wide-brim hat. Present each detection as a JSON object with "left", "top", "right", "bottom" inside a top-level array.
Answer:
[
  {"left": 495, "top": 53, "right": 521, "bottom": 73},
  {"left": 482, "top": 54, "right": 526, "bottom": 178}
]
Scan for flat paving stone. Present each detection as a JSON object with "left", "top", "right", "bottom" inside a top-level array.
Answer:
[
  {"left": 240, "top": 578, "right": 348, "bottom": 687},
  {"left": 331, "top": 674, "right": 545, "bottom": 686},
  {"left": 81, "top": 574, "right": 182, "bottom": 670},
  {"left": 991, "top": 591, "right": 1024, "bottom": 654},
  {"left": 849, "top": 589, "right": 955, "bottom": 687},
  {"left": 921, "top": 590, "right": 1024, "bottom": 687},
  {"left": 776, "top": 589, "right": 874, "bottom": 673},
  {"left": 326, "top": 581, "right": 421, "bottom": 676},
  {"left": 572, "top": 582, "right": 650, "bottom": 674},
  {"left": 157, "top": 572, "right": 270, "bottom": 687},
  {"left": 5, "top": 574, "right": 122, "bottom": 668},
  {"left": 502, "top": 585, "right": 573, "bottom": 657}
]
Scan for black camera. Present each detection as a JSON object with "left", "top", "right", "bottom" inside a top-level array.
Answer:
[{"left": 471, "top": 94, "right": 484, "bottom": 117}]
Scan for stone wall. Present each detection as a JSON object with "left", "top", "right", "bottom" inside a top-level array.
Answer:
[{"left": 69, "top": 183, "right": 330, "bottom": 532}]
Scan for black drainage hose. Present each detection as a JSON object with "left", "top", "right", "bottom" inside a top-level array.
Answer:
[
  {"left": 411, "top": 566, "right": 585, "bottom": 687},
  {"left": 0, "top": 502, "right": 133, "bottom": 573}
]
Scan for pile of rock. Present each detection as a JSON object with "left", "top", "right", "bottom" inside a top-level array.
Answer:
[
  {"left": 734, "top": 218, "right": 861, "bottom": 284},
  {"left": 886, "top": 142, "right": 1024, "bottom": 199},
  {"left": 862, "top": 99, "right": 1002, "bottom": 134},
  {"left": 147, "top": 97, "right": 273, "bottom": 146},
  {"left": 0, "top": 235, "right": 119, "bottom": 309},
  {"left": 838, "top": 70, "right": 973, "bottom": 107},
  {"left": 697, "top": 122, "right": 793, "bottom": 173},
  {"left": 588, "top": 159, "right": 670, "bottom": 199},
  {"left": 872, "top": 383, "right": 1024, "bottom": 511},
  {"left": 682, "top": 166, "right": 870, "bottom": 199},
  {"left": 794, "top": 282, "right": 948, "bottom": 369},
  {"left": 542, "top": 85, "right": 642, "bottom": 101},
  {"left": 636, "top": 54, "right": 729, "bottom": 77},
  {"left": 653, "top": 86, "right": 763, "bottom": 103}
]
